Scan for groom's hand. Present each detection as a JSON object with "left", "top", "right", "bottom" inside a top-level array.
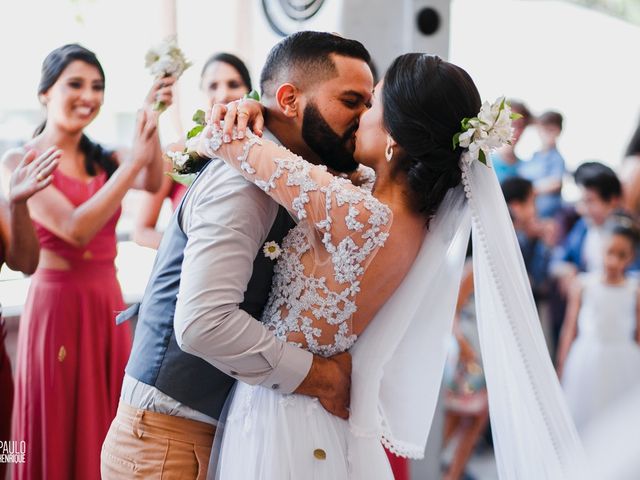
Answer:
[{"left": 294, "top": 352, "right": 352, "bottom": 419}]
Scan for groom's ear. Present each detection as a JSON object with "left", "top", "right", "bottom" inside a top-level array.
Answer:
[{"left": 275, "top": 83, "right": 300, "bottom": 118}]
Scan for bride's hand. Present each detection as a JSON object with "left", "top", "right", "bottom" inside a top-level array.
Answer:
[{"left": 209, "top": 98, "right": 265, "bottom": 141}]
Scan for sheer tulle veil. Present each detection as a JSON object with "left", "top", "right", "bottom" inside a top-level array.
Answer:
[{"left": 349, "top": 153, "right": 589, "bottom": 479}]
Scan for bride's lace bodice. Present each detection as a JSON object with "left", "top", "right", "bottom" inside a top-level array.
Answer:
[{"left": 207, "top": 130, "right": 392, "bottom": 356}]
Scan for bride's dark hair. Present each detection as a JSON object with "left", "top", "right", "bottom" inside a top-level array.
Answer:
[
  {"left": 383, "top": 53, "right": 481, "bottom": 224},
  {"left": 34, "top": 44, "right": 117, "bottom": 178}
]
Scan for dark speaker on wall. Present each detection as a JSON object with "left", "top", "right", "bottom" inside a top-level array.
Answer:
[
  {"left": 416, "top": 7, "right": 441, "bottom": 36},
  {"left": 339, "top": 0, "right": 451, "bottom": 74}
]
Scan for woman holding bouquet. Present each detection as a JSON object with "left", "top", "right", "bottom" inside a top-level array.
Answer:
[
  {"left": 0, "top": 44, "right": 173, "bottom": 480},
  {"left": 133, "top": 52, "right": 252, "bottom": 249}
]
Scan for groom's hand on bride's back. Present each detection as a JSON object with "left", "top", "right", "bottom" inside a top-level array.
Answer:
[{"left": 294, "top": 352, "right": 352, "bottom": 419}]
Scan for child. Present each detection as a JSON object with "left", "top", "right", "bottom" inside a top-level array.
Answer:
[
  {"left": 519, "top": 111, "right": 565, "bottom": 219},
  {"left": 552, "top": 162, "right": 625, "bottom": 282},
  {"left": 501, "top": 176, "right": 555, "bottom": 298},
  {"left": 556, "top": 218, "right": 640, "bottom": 433}
]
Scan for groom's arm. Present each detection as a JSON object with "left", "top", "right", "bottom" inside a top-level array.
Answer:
[
  {"left": 174, "top": 165, "right": 309, "bottom": 392},
  {"left": 173, "top": 164, "right": 350, "bottom": 417}
]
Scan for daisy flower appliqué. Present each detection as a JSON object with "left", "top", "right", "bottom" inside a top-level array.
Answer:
[{"left": 263, "top": 241, "right": 282, "bottom": 260}]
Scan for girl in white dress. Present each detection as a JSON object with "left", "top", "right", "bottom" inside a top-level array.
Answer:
[{"left": 557, "top": 219, "right": 640, "bottom": 433}]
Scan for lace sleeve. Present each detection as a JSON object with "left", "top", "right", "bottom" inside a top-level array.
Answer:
[{"left": 207, "top": 128, "right": 392, "bottom": 278}]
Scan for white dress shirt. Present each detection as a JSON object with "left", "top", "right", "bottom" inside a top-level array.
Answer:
[{"left": 121, "top": 131, "right": 313, "bottom": 423}]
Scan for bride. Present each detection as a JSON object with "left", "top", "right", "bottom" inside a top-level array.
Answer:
[{"left": 198, "top": 53, "right": 585, "bottom": 479}]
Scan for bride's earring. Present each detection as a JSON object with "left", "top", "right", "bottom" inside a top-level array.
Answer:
[{"left": 385, "top": 136, "right": 394, "bottom": 162}]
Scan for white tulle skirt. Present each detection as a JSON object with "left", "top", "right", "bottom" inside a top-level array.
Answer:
[
  {"left": 213, "top": 383, "right": 394, "bottom": 479},
  {"left": 562, "top": 336, "right": 640, "bottom": 433}
]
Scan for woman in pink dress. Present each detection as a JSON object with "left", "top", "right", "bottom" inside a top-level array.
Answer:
[
  {"left": 1, "top": 44, "right": 173, "bottom": 480},
  {"left": 134, "top": 52, "right": 251, "bottom": 249},
  {"left": 0, "top": 148, "right": 59, "bottom": 480}
]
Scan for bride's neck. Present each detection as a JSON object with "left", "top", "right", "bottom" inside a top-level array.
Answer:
[{"left": 372, "top": 168, "right": 417, "bottom": 218}]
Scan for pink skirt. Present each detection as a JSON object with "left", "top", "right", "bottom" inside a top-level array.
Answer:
[
  {"left": 11, "top": 263, "right": 131, "bottom": 480},
  {"left": 1, "top": 318, "right": 13, "bottom": 480}
]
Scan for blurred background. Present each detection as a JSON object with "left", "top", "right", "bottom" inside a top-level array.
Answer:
[{"left": 1, "top": 1, "right": 640, "bottom": 479}]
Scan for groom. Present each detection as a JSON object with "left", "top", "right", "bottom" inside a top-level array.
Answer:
[{"left": 101, "top": 31, "right": 374, "bottom": 478}]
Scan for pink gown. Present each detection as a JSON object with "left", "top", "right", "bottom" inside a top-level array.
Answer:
[
  {"left": 11, "top": 170, "right": 131, "bottom": 480},
  {"left": 0, "top": 239, "right": 13, "bottom": 480}
]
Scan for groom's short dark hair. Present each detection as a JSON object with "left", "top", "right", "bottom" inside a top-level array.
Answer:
[{"left": 260, "top": 31, "right": 371, "bottom": 98}]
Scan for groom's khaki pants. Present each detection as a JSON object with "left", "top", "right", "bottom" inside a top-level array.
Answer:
[{"left": 101, "top": 402, "right": 215, "bottom": 479}]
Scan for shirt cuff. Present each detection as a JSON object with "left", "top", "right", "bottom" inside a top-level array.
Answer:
[{"left": 260, "top": 343, "right": 313, "bottom": 394}]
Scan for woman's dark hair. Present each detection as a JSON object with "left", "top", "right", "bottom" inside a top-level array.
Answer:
[
  {"left": 34, "top": 44, "right": 117, "bottom": 177},
  {"left": 201, "top": 52, "right": 252, "bottom": 92},
  {"left": 382, "top": 53, "right": 481, "bottom": 225}
]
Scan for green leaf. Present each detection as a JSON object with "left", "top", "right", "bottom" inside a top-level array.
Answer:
[
  {"left": 244, "top": 90, "right": 261, "bottom": 101},
  {"left": 166, "top": 171, "right": 196, "bottom": 186},
  {"left": 510, "top": 112, "right": 523, "bottom": 120},
  {"left": 192, "top": 109, "right": 206, "bottom": 125},
  {"left": 461, "top": 117, "right": 472, "bottom": 130},
  {"left": 452, "top": 132, "right": 461, "bottom": 150},
  {"left": 153, "top": 100, "right": 167, "bottom": 113},
  {"left": 186, "top": 124, "right": 204, "bottom": 139},
  {"left": 478, "top": 149, "right": 487, "bottom": 166}
]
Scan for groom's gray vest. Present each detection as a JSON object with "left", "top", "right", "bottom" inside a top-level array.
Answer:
[{"left": 118, "top": 160, "right": 295, "bottom": 419}]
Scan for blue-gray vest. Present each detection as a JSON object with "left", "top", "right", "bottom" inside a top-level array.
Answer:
[{"left": 118, "top": 161, "right": 295, "bottom": 419}]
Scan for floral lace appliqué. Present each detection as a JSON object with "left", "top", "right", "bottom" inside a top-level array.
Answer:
[{"left": 209, "top": 127, "right": 392, "bottom": 356}]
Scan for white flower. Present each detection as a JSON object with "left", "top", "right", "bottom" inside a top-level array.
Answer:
[
  {"left": 263, "top": 241, "right": 282, "bottom": 260},
  {"left": 184, "top": 134, "right": 201, "bottom": 153},
  {"left": 457, "top": 128, "right": 476, "bottom": 148},
  {"left": 166, "top": 150, "right": 190, "bottom": 170},
  {"left": 145, "top": 37, "right": 191, "bottom": 79},
  {"left": 453, "top": 96, "right": 518, "bottom": 164}
]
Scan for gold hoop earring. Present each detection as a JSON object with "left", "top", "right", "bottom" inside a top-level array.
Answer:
[{"left": 385, "top": 137, "right": 394, "bottom": 162}]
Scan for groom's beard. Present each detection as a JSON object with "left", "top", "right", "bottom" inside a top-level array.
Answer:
[{"left": 301, "top": 102, "right": 359, "bottom": 173}]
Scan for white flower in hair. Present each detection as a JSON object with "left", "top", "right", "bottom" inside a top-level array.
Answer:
[{"left": 453, "top": 97, "right": 521, "bottom": 165}]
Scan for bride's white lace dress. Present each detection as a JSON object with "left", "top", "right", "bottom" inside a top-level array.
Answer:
[{"left": 208, "top": 132, "right": 395, "bottom": 479}]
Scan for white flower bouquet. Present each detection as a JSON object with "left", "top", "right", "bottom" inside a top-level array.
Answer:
[{"left": 145, "top": 37, "right": 192, "bottom": 112}]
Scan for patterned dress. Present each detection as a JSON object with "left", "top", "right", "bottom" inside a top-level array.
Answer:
[{"left": 209, "top": 132, "right": 396, "bottom": 479}]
